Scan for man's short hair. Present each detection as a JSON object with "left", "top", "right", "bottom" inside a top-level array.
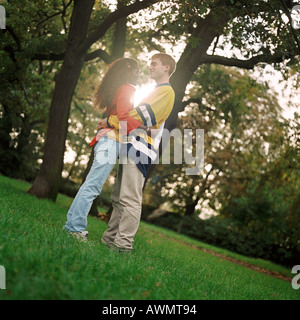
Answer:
[{"left": 151, "top": 53, "right": 176, "bottom": 76}]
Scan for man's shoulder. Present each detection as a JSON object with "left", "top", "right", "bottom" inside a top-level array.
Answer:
[{"left": 155, "top": 84, "right": 175, "bottom": 95}]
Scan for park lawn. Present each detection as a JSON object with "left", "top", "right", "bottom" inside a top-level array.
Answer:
[{"left": 0, "top": 174, "right": 299, "bottom": 300}]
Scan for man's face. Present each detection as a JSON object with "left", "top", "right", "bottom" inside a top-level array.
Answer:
[{"left": 149, "top": 58, "right": 169, "bottom": 81}]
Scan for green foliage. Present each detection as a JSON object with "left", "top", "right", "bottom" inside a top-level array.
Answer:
[
  {"left": 222, "top": 186, "right": 299, "bottom": 262},
  {"left": 0, "top": 61, "right": 54, "bottom": 180},
  {"left": 145, "top": 65, "right": 299, "bottom": 266},
  {"left": 147, "top": 64, "right": 283, "bottom": 215},
  {"left": 145, "top": 202, "right": 299, "bottom": 267},
  {"left": 220, "top": 115, "right": 300, "bottom": 265},
  {"left": 0, "top": 0, "right": 71, "bottom": 180}
]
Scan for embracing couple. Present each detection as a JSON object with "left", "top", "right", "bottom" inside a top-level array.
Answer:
[{"left": 63, "top": 53, "right": 176, "bottom": 252}]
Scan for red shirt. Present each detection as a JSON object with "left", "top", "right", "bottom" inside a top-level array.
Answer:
[{"left": 89, "top": 83, "right": 141, "bottom": 147}]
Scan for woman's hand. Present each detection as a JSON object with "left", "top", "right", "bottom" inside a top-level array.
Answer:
[{"left": 97, "top": 118, "right": 108, "bottom": 130}]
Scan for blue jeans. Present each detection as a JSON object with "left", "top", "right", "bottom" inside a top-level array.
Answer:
[{"left": 63, "top": 136, "right": 120, "bottom": 232}]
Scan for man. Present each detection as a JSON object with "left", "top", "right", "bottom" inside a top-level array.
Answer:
[{"left": 99, "top": 53, "right": 176, "bottom": 252}]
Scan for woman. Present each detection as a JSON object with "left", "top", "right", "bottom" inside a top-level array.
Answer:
[{"left": 63, "top": 58, "right": 142, "bottom": 241}]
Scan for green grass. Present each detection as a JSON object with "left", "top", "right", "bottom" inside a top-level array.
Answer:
[{"left": 0, "top": 174, "right": 299, "bottom": 300}]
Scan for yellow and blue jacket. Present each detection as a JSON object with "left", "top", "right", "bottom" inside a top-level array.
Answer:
[{"left": 107, "top": 83, "right": 175, "bottom": 176}]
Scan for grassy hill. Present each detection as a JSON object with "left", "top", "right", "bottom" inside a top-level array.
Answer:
[{"left": 0, "top": 174, "right": 299, "bottom": 300}]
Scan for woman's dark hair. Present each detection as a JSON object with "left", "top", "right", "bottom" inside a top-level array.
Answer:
[{"left": 93, "top": 58, "right": 138, "bottom": 111}]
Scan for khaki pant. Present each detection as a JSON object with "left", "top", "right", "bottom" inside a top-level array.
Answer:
[{"left": 101, "top": 156, "right": 145, "bottom": 250}]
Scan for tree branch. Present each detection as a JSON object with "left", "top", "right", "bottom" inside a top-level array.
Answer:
[
  {"left": 201, "top": 52, "right": 289, "bottom": 69},
  {"left": 81, "top": 0, "right": 163, "bottom": 54},
  {"left": 4, "top": 26, "right": 21, "bottom": 51},
  {"left": 18, "top": 1, "right": 163, "bottom": 64},
  {"left": 32, "top": 47, "right": 113, "bottom": 64},
  {"left": 84, "top": 49, "right": 112, "bottom": 63},
  {"left": 32, "top": 52, "right": 65, "bottom": 61},
  {"left": 35, "top": 0, "right": 72, "bottom": 28},
  {"left": 280, "top": 0, "right": 300, "bottom": 54}
]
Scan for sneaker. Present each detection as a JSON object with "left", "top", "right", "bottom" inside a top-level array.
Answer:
[
  {"left": 109, "top": 243, "right": 131, "bottom": 254},
  {"left": 70, "top": 231, "right": 88, "bottom": 242}
]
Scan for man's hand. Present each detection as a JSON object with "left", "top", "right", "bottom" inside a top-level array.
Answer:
[
  {"left": 148, "top": 128, "right": 159, "bottom": 138},
  {"left": 97, "top": 118, "right": 108, "bottom": 130}
]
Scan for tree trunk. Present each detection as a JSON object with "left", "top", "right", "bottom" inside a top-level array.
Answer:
[
  {"left": 0, "top": 105, "right": 12, "bottom": 150},
  {"left": 177, "top": 218, "right": 183, "bottom": 234},
  {"left": 185, "top": 198, "right": 200, "bottom": 217},
  {"left": 168, "top": 9, "right": 230, "bottom": 131},
  {"left": 0, "top": 104, "right": 18, "bottom": 176},
  {"left": 144, "top": 9, "right": 230, "bottom": 186},
  {"left": 27, "top": 0, "right": 95, "bottom": 201},
  {"left": 111, "top": 1, "right": 127, "bottom": 60}
]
